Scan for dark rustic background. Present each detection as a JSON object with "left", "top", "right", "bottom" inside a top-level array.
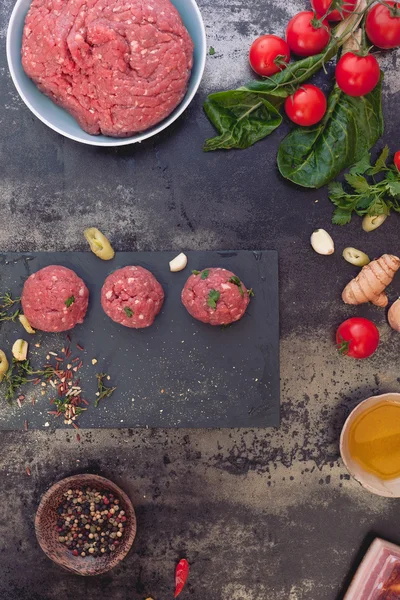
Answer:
[{"left": 0, "top": 0, "right": 399, "bottom": 598}]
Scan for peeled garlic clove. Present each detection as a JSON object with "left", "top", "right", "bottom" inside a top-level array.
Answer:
[
  {"left": 12, "top": 339, "right": 28, "bottom": 362},
  {"left": 362, "top": 214, "right": 387, "bottom": 232},
  {"left": 0, "top": 350, "right": 9, "bottom": 383},
  {"left": 388, "top": 299, "right": 400, "bottom": 332},
  {"left": 310, "top": 229, "right": 335, "bottom": 255},
  {"left": 84, "top": 228, "right": 115, "bottom": 261},
  {"left": 342, "top": 247, "right": 370, "bottom": 267},
  {"left": 19, "top": 314, "right": 36, "bottom": 334},
  {"left": 169, "top": 252, "right": 188, "bottom": 272}
]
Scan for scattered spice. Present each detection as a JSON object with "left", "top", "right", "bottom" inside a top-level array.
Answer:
[
  {"left": 91, "top": 358, "right": 98, "bottom": 365},
  {"left": 207, "top": 289, "right": 220, "bottom": 309},
  {"left": 23, "top": 419, "right": 28, "bottom": 431},
  {"left": 56, "top": 487, "right": 127, "bottom": 558},
  {"left": 95, "top": 374, "right": 117, "bottom": 408},
  {"left": 248, "top": 288, "right": 255, "bottom": 297},
  {"left": 209, "top": 46, "right": 215, "bottom": 55},
  {"left": 26, "top": 466, "right": 31, "bottom": 476},
  {"left": 76, "top": 344, "right": 84, "bottom": 351}
]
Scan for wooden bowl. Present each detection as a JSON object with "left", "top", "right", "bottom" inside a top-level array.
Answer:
[{"left": 35, "top": 474, "right": 137, "bottom": 575}]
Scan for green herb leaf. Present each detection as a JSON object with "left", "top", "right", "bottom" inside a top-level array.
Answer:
[
  {"left": 124, "top": 307, "right": 133, "bottom": 318},
  {"left": 248, "top": 288, "right": 255, "bottom": 297},
  {"left": 209, "top": 46, "right": 216, "bottom": 56},
  {"left": 349, "top": 153, "right": 371, "bottom": 175},
  {"left": 201, "top": 269, "right": 210, "bottom": 280},
  {"left": 229, "top": 276, "right": 244, "bottom": 297},
  {"left": 332, "top": 207, "right": 353, "bottom": 225},
  {"left": 207, "top": 289, "right": 220, "bottom": 310},
  {"left": 204, "top": 92, "right": 283, "bottom": 151},
  {"left": 278, "top": 79, "right": 384, "bottom": 188},
  {"left": 344, "top": 174, "right": 371, "bottom": 193},
  {"left": 369, "top": 145, "right": 389, "bottom": 175},
  {"left": 65, "top": 296, "right": 75, "bottom": 308},
  {"left": 192, "top": 270, "right": 201, "bottom": 276},
  {"left": 386, "top": 181, "right": 400, "bottom": 197}
]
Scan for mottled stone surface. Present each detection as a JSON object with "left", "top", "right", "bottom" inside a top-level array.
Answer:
[{"left": 0, "top": 0, "right": 400, "bottom": 599}]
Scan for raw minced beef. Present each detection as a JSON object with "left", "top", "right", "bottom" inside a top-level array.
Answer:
[
  {"left": 101, "top": 266, "right": 164, "bottom": 328},
  {"left": 21, "top": 265, "right": 89, "bottom": 332},
  {"left": 21, "top": 0, "right": 194, "bottom": 136},
  {"left": 181, "top": 268, "right": 250, "bottom": 326}
]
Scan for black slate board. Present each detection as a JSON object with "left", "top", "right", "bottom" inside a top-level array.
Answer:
[{"left": 0, "top": 251, "right": 279, "bottom": 430}]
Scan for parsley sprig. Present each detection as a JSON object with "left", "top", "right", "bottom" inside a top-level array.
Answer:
[
  {"left": 329, "top": 146, "right": 400, "bottom": 225},
  {"left": 207, "top": 289, "right": 220, "bottom": 309}
]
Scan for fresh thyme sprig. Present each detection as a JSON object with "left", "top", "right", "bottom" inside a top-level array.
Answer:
[
  {"left": 0, "top": 292, "right": 21, "bottom": 323},
  {"left": 3, "top": 359, "right": 55, "bottom": 404},
  {"left": 94, "top": 373, "right": 117, "bottom": 408}
]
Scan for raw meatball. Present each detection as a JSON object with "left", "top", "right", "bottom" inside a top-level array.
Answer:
[
  {"left": 21, "top": 0, "right": 194, "bottom": 137},
  {"left": 181, "top": 268, "right": 250, "bottom": 326},
  {"left": 101, "top": 266, "right": 164, "bottom": 328},
  {"left": 21, "top": 265, "right": 89, "bottom": 332}
]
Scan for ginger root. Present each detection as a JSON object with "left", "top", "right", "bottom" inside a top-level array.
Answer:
[{"left": 342, "top": 254, "right": 400, "bottom": 307}]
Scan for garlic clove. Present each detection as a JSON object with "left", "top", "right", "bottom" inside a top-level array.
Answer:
[
  {"left": 310, "top": 229, "right": 335, "bottom": 255},
  {"left": 388, "top": 299, "right": 400, "bottom": 332},
  {"left": 12, "top": 339, "right": 29, "bottom": 362},
  {"left": 342, "top": 247, "right": 370, "bottom": 267},
  {"left": 362, "top": 214, "right": 387, "bottom": 232},
  {"left": 19, "top": 314, "right": 36, "bottom": 334},
  {"left": 169, "top": 252, "right": 188, "bottom": 272},
  {"left": 84, "top": 228, "right": 115, "bottom": 260},
  {"left": 0, "top": 350, "right": 9, "bottom": 383}
]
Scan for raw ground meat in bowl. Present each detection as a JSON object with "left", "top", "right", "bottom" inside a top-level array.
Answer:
[
  {"left": 21, "top": 0, "right": 194, "bottom": 137},
  {"left": 181, "top": 268, "right": 251, "bottom": 326},
  {"left": 101, "top": 266, "right": 164, "bottom": 328},
  {"left": 21, "top": 265, "right": 89, "bottom": 332}
]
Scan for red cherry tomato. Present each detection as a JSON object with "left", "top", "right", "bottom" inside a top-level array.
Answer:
[
  {"left": 335, "top": 52, "right": 380, "bottom": 97},
  {"left": 249, "top": 35, "right": 290, "bottom": 76},
  {"left": 394, "top": 151, "right": 400, "bottom": 171},
  {"left": 286, "top": 11, "right": 331, "bottom": 57},
  {"left": 311, "top": 0, "right": 358, "bottom": 22},
  {"left": 366, "top": 1, "right": 400, "bottom": 50},
  {"left": 284, "top": 84, "right": 327, "bottom": 126},
  {"left": 336, "top": 318, "right": 379, "bottom": 359}
]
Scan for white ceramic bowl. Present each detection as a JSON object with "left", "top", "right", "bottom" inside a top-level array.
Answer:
[
  {"left": 6, "top": 0, "right": 206, "bottom": 146},
  {"left": 340, "top": 393, "right": 400, "bottom": 497}
]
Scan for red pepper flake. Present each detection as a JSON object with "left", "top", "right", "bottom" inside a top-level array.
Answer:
[
  {"left": 71, "top": 421, "right": 80, "bottom": 431},
  {"left": 174, "top": 559, "right": 189, "bottom": 598},
  {"left": 77, "top": 361, "right": 83, "bottom": 369},
  {"left": 76, "top": 434, "right": 81, "bottom": 442},
  {"left": 81, "top": 398, "right": 89, "bottom": 406},
  {"left": 33, "top": 378, "right": 41, "bottom": 385},
  {"left": 66, "top": 334, "right": 71, "bottom": 343},
  {"left": 31, "top": 397, "right": 36, "bottom": 406},
  {"left": 72, "top": 357, "right": 80, "bottom": 364},
  {"left": 66, "top": 348, "right": 72, "bottom": 358},
  {"left": 76, "top": 344, "right": 84, "bottom": 351},
  {"left": 48, "top": 411, "right": 59, "bottom": 415},
  {"left": 55, "top": 356, "right": 63, "bottom": 362},
  {"left": 23, "top": 420, "right": 28, "bottom": 431},
  {"left": 26, "top": 466, "right": 31, "bottom": 477}
]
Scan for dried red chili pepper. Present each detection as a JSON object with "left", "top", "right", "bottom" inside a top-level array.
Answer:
[{"left": 174, "top": 559, "right": 189, "bottom": 598}]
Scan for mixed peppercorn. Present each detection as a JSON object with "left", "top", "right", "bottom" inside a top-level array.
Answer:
[{"left": 57, "top": 487, "right": 127, "bottom": 557}]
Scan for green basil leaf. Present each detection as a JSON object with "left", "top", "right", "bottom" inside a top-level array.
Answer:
[
  {"left": 277, "top": 79, "right": 384, "bottom": 189},
  {"left": 204, "top": 92, "right": 282, "bottom": 151},
  {"left": 203, "top": 46, "right": 338, "bottom": 152}
]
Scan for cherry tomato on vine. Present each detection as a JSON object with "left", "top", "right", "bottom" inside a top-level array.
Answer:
[
  {"left": 366, "top": 1, "right": 400, "bottom": 49},
  {"left": 249, "top": 35, "right": 290, "bottom": 76},
  {"left": 284, "top": 84, "right": 327, "bottom": 126},
  {"left": 286, "top": 11, "right": 331, "bottom": 57},
  {"left": 335, "top": 52, "right": 380, "bottom": 97},
  {"left": 311, "top": 0, "right": 358, "bottom": 22},
  {"left": 336, "top": 318, "right": 380, "bottom": 359},
  {"left": 394, "top": 151, "right": 400, "bottom": 171}
]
